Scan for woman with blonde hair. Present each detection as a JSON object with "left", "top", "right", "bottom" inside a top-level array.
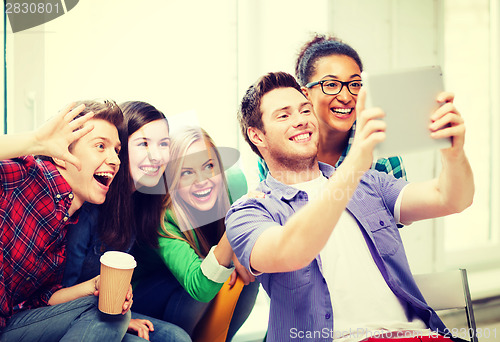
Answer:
[{"left": 132, "top": 127, "right": 258, "bottom": 341}]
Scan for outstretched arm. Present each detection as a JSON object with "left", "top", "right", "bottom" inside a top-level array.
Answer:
[
  {"left": 247, "top": 89, "right": 386, "bottom": 273},
  {"left": 0, "top": 103, "right": 94, "bottom": 170},
  {"left": 400, "top": 92, "right": 474, "bottom": 224}
]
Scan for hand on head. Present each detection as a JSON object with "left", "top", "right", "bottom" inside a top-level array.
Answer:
[{"left": 34, "top": 103, "right": 95, "bottom": 171}]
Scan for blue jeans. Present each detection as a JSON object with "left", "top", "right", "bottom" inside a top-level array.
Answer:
[
  {"left": 132, "top": 271, "right": 259, "bottom": 341},
  {"left": 0, "top": 296, "right": 130, "bottom": 342},
  {"left": 123, "top": 312, "right": 191, "bottom": 342}
]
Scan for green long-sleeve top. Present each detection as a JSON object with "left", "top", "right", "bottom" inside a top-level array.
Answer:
[
  {"left": 132, "top": 167, "right": 248, "bottom": 303},
  {"left": 133, "top": 210, "right": 231, "bottom": 302}
]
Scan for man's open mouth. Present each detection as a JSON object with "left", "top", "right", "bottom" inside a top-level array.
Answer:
[{"left": 94, "top": 172, "right": 113, "bottom": 186}]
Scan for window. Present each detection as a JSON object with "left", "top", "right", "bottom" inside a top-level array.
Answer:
[{"left": 439, "top": 0, "right": 500, "bottom": 270}]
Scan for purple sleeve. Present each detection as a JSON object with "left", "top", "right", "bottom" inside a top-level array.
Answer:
[
  {"left": 225, "top": 197, "right": 278, "bottom": 274},
  {"left": 364, "top": 169, "right": 409, "bottom": 216}
]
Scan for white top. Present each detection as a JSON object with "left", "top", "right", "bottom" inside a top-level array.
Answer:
[{"left": 294, "top": 175, "right": 429, "bottom": 341}]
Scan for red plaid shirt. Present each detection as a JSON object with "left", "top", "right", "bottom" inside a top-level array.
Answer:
[{"left": 0, "top": 156, "right": 77, "bottom": 328}]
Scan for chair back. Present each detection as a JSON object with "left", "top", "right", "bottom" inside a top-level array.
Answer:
[
  {"left": 414, "top": 269, "right": 466, "bottom": 310},
  {"left": 413, "top": 269, "right": 478, "bottom": 342},
  {"left": 192, "top": 277, "right": 245, "bottom": 342}
]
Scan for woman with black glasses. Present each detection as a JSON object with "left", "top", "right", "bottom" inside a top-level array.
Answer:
[{"left": 258, "top": 34, "right": 407, "bottom": 180}]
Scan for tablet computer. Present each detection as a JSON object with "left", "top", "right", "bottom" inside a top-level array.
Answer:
[{"left": 362, "top": 65, "right": 452, "bottom": 157}]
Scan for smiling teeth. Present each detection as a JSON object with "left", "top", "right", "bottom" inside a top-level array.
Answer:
[
  {"left": 292, "top": 133, "right": 310, "bottom": 142},
  {"left": 94, "top": 172, "right": 113, "bottom": 179},
  {"left": 332, "top": 108, "right": 352, "bottom": 114},
  {"left": 194, "top": 189, "right": 211, "bottom": 197},
  {"left": 140, "top": 166, "right": 160, "bottom": 174}
]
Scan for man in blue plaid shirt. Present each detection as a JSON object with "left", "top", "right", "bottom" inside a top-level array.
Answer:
[{"left": 228, "top": 71, "right": 473, "bottom": 341}]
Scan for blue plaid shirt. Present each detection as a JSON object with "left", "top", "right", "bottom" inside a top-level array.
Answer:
[{"left": 258, "top": 122, "right": 407, "bottom": 181}]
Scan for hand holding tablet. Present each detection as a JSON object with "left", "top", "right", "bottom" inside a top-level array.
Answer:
[{"left": 362, "top": 65, "right": 452, "bottom": 157}]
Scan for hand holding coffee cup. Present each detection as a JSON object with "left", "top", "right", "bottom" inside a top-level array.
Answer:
[{"left": 98, "top": 251, "right": 137, "bottom": 315}]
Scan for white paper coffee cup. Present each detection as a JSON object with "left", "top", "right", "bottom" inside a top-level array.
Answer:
[{"left": 98, "top": 251, "right": 137, "bottom": 315}]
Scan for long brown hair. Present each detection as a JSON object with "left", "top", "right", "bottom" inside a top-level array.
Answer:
[
  {"left": 160, "top": 127, "right": 230, "bottom": 257},
  {"left": 99, "top": 101, "right": 169, "bottom": 250}
]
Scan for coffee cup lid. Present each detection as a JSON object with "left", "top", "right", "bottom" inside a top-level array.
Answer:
[{"left": 100, "top": 251, "right": 137, "bottom": 269}]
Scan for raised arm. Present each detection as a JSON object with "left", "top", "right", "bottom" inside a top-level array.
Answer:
[
  {"left": 0, "top": 103, "right": 94, "bottom": 170},
  {"left": 247, "top": 90, "right": 386, "bottom": 273},
  {"left": 400, "top": 92, "right": 474, "bottom": 224}
]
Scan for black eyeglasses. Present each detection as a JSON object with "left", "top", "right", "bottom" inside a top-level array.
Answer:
[{"left": 305, "top": 79, "right": 362, "bottom": 96}]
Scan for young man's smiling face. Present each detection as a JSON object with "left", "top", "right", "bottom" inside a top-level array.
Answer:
[
  {"left": 255, "top": 87, "right": 319, "bottom": 170},
  {"left": 59, "top": 118, "right": 121, "bottom": 214}
]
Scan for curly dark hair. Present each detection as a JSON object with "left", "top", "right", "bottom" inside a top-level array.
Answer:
[{"left": 295, "top": 34, "right": 363, "bottom": 86}]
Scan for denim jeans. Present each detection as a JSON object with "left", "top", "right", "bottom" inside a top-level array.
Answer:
[
  {"left": 123, "top": 312, "right": 191, "bottom": 342},
  {"left": 0, "top": 296, "right": 130, "bottom": 342},
  {"left": 132, "top": 271, "right": 259, "bottom": 341}
]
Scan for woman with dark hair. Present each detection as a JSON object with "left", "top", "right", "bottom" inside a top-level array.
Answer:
[
  {"left": 131, "top": 127, "right": 259, "bottom": 341},
  {"left": 62, "top": 101, "right": 191, "bottom": 342},
  {"left": 258, "top": 34, "right": 406, "bottom": 180},
  {"left": 98, "top": 101, "right": 171, "bottom": 252}
]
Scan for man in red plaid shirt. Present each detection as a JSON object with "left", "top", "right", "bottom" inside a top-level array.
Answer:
[{"left": 0, "top": 101, "right": 132, "bottom": 341}]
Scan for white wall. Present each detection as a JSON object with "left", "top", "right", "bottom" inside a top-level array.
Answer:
[
  {"left": 4, "top": 0, "right": 445, "bottom": 275},
  {"left": 4, "top": 0, "right": 498, "bottom": 283},
  {"left": 236, "top": 0, "right": 330, "bottom": 187},
  {"left": 9, "top": 0, "right": 240, "bottom": 150}
]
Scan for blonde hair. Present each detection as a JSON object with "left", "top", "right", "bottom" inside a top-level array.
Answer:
[{"left": 160, "top": 127, "right": 231, "bottom": 257}]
